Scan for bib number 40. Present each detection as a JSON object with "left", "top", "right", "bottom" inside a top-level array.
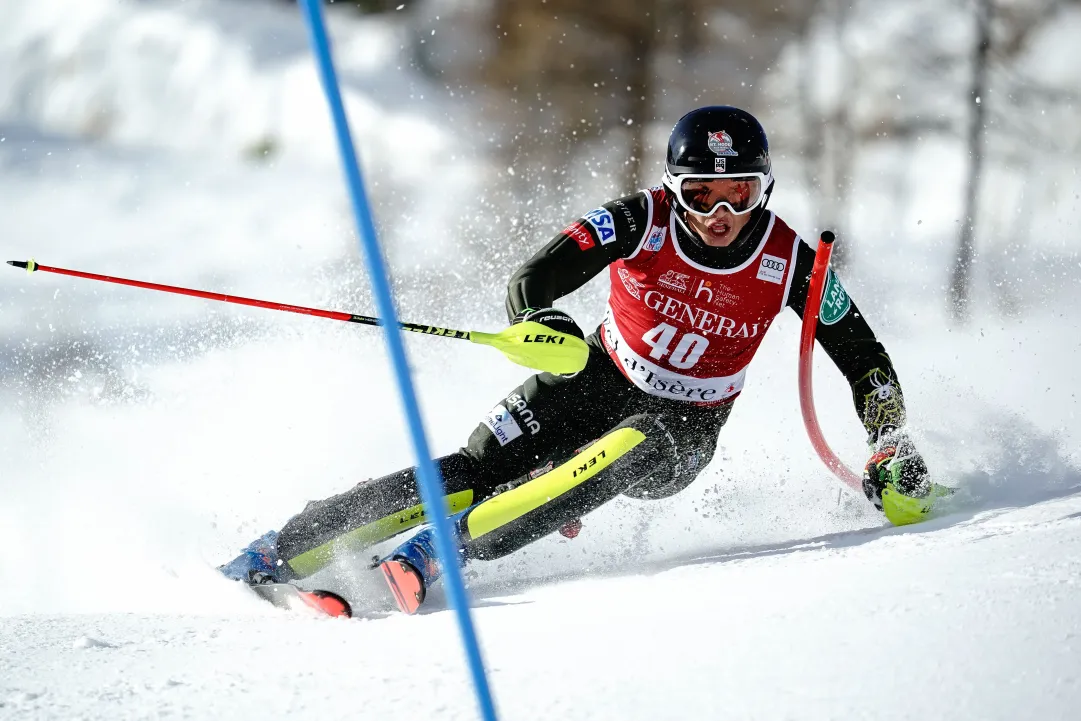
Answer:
[{"left": 642, "top": 323, "right": 709, "bottom": 370}]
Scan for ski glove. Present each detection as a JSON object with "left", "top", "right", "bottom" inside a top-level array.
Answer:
[
  {"left": 862, "top": 426, "right": 931, "bottom": 511},
  {"left": 512, "top": 307, "right": 585, "bottom": 341}
]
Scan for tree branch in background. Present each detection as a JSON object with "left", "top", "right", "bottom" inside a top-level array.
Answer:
[{"left": 949, "top": 0, "right": 992, "bottom": 322}]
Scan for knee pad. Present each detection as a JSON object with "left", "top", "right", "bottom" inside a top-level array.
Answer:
[{"left": 621, "top": 415, "right": 716, "bottom": 500}]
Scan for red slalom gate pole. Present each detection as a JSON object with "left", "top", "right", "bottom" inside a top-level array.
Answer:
[{"left": 798, "top": 232, "right": 863, "bottom": 492}]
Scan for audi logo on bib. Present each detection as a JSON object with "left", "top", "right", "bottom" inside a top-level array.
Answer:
[{"left": 756, "top": 253, "right": 788, "bottom": 284}]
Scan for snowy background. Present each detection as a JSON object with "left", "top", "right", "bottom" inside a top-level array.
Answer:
[{"left": 1, "top": 0, "right": 1079, "bottom": 719}]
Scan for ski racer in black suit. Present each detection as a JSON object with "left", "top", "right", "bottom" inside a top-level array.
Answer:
[{"left": 220, "top": 106, "right": 934, "bottom": 613}]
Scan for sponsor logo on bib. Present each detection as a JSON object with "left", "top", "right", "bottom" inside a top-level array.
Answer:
[
  {"left": 642, "top": 290, "right": 763, "bottom": 339},
  {"left": 756, "top": 253, "right": 787, "bottom": 284},
  {"left": 602, "top": 309, "right": 746, "bottom": 403},
  {"left": 657, "top": 270, "right": 691, "bottom": 293},
  {"left": 618, "top": 267, "right": 643, "bottom": 300}
]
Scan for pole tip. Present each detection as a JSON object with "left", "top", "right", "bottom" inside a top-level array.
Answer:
[
  {"left": 820, "top": 230, "right": 836, "bottom": 245},
  {"left": 6, "top": 260, "right": 18, "bottom": 267}
]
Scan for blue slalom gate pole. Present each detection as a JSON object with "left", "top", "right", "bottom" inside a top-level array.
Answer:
[{"left": 295, "top": 3, "right": 498, "bottom": 720}]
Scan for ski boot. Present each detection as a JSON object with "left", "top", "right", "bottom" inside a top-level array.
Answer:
[
  {"left": 881, "top": 482, "right": 955, "bottom": 526},
  {"left": 218, "top": 530, "right": 288, "bottom": 584},
  {"left": 379, "top": 523, "right": 463, "bottom": 614}
]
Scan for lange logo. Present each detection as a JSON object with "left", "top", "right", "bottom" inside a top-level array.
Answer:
[
  {"left": 820, "top": 268, "right": 852, "bottom": 325},
  {"left": 523, "top": 334, "right": 566, "bottom": 344},
  {"left": 572, "top": 449, "right": 607, "bottom": 478}
]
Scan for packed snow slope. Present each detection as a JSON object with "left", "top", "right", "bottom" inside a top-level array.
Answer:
[
  {"left": 3, "top": 496, "right": 1081, "bottom": 721},
  {"left": 2, "top": 1, "right": 1080, "bottom": 719}
]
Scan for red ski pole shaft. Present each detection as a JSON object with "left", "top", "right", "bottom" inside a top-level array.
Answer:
[
  {"left": 797, "top": 233, "right": 863, "bottom": 492},
  {"left": 5, "top": 259, "right": 471, "bottom": 339}
]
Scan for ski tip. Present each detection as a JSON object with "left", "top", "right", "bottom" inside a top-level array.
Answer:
[
  {"left": 298, "top": 589, "right": 352, "bottom": 618},
  {"left": 380, "top": 559, "right": 425, "bottom": 615}
]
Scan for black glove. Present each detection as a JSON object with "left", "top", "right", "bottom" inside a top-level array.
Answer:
[
  {"left": 512, "top": 307, "right": 584, "bottom": 341},
  {"left": 862, "top": 426, "right": 931, "bottom": 511}
]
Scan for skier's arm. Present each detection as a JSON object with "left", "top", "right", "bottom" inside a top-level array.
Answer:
[
  {"left": 505, "top": 195, "right": 649, "bottom": 321},
  {"left": 786, "top": 240, "right": 907, "bottom": 441}
]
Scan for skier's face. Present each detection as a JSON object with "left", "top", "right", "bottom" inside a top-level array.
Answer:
[{"left": 684, "top": 204, "right": 752, "bottom": 247}]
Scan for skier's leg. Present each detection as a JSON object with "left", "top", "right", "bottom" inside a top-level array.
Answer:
[
  {"left": 379, "top": 412, "right": 676, "bottom": 611},
  {"left": 380, "top": 408, "right": 728, "bottom": 611},
  {"left": 379, "top": 402, "right": 735, "bottom": 611},
  {"left": 261, "top": 340, "right": 632, "bottom": 579},
  {"left": 619, "top": 400, "right": 733, "bottom": 500},
  {"left": 459, "top": 412, "right": 682, "bottom": 561},
  {"left": 272, "top": 454, "right": 480, "bottom": 579},
  {"left": 378, "top": 392, "right": 739, "bottom": 614},
  {"left": 454, "top": 400, "right": 731, "bottom": 560}
]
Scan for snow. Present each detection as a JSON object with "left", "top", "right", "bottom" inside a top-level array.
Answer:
[
  {"left": 4, "top": 497, "right": 1081, "bottom": 720},
  {"left": 2, "top": 0, "right": 1080, "bottom": 719}
]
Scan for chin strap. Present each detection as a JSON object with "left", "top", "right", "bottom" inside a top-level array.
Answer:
[
  {"left": 671, "top": 203, "right": 699, "bottom": 244},
  {"left": 761, "top": 177, "right": 775, "bottom": 211}
]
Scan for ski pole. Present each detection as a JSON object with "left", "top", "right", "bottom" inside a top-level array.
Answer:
[
  {"left": 797, "top": 232, "right": 863, "bottom": 491},
  {"left": 6, "top": 259, "right": 588, "bottom": 375}
]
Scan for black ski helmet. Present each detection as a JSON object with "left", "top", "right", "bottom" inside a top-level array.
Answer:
[
  {"left": 664, "top": 105, "right": 772, "bottom": 178},
  {"left": 662, "top": 106, "right": 776, "bottom": 246}
]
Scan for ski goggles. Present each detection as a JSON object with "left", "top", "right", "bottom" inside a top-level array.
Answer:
[{"left": 664, "top": 172, "right": 769, "bottom": 217}]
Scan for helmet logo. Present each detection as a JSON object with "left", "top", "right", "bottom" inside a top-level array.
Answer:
[{"left": 707, "top": 130, "right": 738, "bottom": 157}]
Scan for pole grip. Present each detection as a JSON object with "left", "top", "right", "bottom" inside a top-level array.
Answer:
[{"left": 798, "top": 232, "right": 863, "bottom": 491}]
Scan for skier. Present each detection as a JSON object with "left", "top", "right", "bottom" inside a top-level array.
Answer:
[{"left": 221, "top": 106, "right": 932, "bottom": 613}]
